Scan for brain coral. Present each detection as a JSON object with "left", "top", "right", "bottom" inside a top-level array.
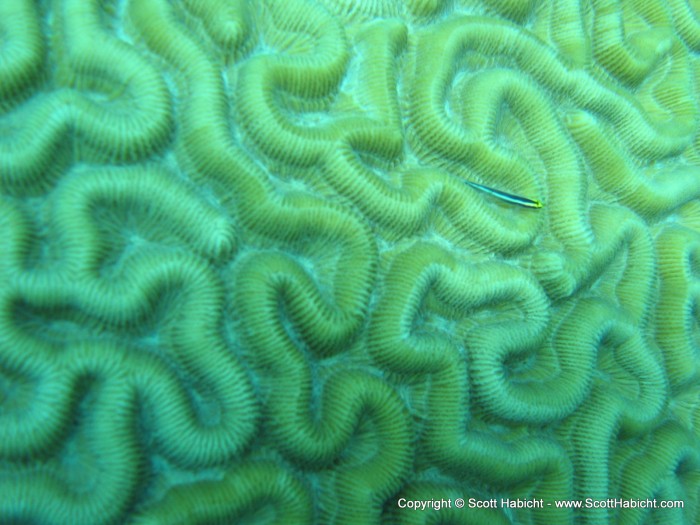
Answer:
[{"left": 1, "top": 0, "right": 700, "bottom": 523}]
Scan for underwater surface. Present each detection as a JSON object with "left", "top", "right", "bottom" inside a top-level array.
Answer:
[{"left": 2, "top": 0, "right": 700, "bottom": 523}]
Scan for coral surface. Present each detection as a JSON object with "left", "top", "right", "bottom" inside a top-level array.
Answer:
[{"left": 2, "top": 0, "right": 700, "bottom": 523}]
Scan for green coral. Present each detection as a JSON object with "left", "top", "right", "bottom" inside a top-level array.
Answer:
[{"left": 1, "top": 0, "right": 700, "bottom": 523}]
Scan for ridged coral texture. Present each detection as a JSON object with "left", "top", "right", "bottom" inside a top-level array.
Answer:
[{"left": 1, "top": 0, "right": 700, "bottom": 523}]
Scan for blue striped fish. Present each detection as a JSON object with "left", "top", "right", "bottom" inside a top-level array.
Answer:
[{"left": 465, "top": 180, "right": 543, "bottom": 209}]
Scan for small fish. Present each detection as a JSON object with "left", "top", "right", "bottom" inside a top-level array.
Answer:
[{"left": 465, "top": 180, "right": 543, "bottom": 209}]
